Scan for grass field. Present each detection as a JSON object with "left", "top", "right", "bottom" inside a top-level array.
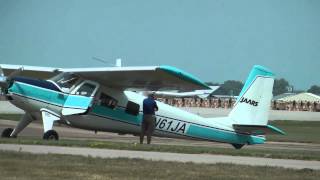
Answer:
[
  {"left": 1, "top": 137, "right": 320, "bottom": 161},
  {"left": 269, "top": 121, "right": 320, "bottom": 144},
  {"left": 0, "top": 114, "right": 22, "bottom": 121},
  {"left": 0, "top": 151, "right": 319, "bottom": 180}
]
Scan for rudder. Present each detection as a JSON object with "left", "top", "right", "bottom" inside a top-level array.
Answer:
[{"left": 228, "top": 65, "right": 274, "bottom": 126}]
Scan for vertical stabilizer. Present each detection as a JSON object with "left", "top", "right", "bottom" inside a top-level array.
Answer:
[{"left": 228, "top": 65, "right": 274, "bottom": 125}]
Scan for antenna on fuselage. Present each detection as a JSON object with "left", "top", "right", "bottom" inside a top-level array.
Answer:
[
  {"left": 92, "top": 57, "right": 112, "bottom": 66},
  {"left": 92, "top": 57, "right": 122, "bottom": 67},
  {"left": 115, "top": 58, "right": 122, "bottom": 67}
]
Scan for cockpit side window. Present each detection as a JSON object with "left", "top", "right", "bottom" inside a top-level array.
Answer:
[
  {"left": 75, "top": 83, "right": 96, "bottom": 97},
  {"left": 49, "top": 73, "right": 80, "bottom": 92},
  {"left": 99, "top": 93, "right": 118, "bottom": 109}
]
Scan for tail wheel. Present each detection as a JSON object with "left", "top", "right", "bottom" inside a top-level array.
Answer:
[
  {"left": 232, "top": 143, "right": 244, "bottom": 149},
  {"left": 43, "top": 130, "right": 59, "bottom": 140},
  {"left": 1, "top": 128, "right": 14, "bottom": 138}
]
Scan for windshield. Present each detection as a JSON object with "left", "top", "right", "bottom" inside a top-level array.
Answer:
[{"left": 49, "top": 73, "right": 80, "bottom": 92}]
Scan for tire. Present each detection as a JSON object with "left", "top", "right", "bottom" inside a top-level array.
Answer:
[
  {"left": 43, "top": 130, "right": 59, "bottom": 140},
  {"left": 231, "top": 143, "right": 244, "bottom": 149},
  {"left": 1, "top": 128, "right": 14, "bottom": 138}
]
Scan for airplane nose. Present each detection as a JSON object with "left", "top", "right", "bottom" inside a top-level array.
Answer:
[
  {"left": 0, "top": 76, "right": 8, "bottom": 88},
  {"left": 0, "top": 77, "right": 9, "bottom": 95},
  {"left": 0, "top": 76, "right": 15, "bottom": 95},
  {"left": 0, "top": 66, "right": 23, "bottom": 93}
]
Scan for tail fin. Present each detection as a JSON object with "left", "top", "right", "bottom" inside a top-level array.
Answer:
[{"left": 228, "top": 65, "right": 274, "bottom": 126}]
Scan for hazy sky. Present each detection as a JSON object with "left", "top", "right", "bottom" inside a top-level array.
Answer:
[{"left": 0, "top": 0, "right": 319, "bottom": 90}]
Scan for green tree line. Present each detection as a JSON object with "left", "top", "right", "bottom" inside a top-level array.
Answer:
[{"left": 207, "top": 79, "right": 320, "bottom": 96}]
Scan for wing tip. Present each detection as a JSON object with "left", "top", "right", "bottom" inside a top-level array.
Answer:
[{"left": 158, "top": 65, "right": 210, "bottom": 90}]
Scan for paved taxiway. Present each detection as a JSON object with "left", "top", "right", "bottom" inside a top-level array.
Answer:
[
  {"left": 1, "top": 119, "right": 320, "bottom": 152},
  {"left": 1, "top": 119, "right": 320, "bottom": 170},
  {"left": 1, "top": 144, "right": 320, "bottom": 170}
]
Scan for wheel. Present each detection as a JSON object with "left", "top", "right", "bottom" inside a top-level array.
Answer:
[
  {"left": 231, "top": 143, "right": 244, "bottom": 149},
  {"left": 43, "top": 130, "right": 59, "bottom": 140},
  {"left": 1, "top": 128, "right": 14, "bottom": 138}
]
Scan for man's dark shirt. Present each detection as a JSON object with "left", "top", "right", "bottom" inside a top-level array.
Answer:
[{"left": 143, "top": 97, "right": 158, "bottom": 115}]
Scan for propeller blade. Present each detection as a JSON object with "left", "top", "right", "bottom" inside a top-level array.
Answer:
[
  {"left": 0, "top": 66, "right": 4, "bottom": 77},
  {"left": 7, "top": 67, "right": 24, "bottom": 80},
  {"left": 0, "top": 66, "right": 7, "bottom": 88},
  {"left": 0, "top": 66, "right": 23, "bottom": 90}
]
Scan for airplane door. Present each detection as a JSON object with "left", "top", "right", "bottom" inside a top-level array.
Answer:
[{"left": 61, "top": 80, "right": 99, "bottom": 116}]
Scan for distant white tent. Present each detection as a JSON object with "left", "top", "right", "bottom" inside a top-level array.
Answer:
[
  {"left": 272, "top": 93, "right": 295, "bottom": 101},
  {"left": 278, "top": 92, "right": 320, "bottom": 102}
]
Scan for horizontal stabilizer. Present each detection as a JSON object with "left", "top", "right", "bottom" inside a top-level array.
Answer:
[{"left": 233, "top": 124, "right": 285, "bottom": 135}]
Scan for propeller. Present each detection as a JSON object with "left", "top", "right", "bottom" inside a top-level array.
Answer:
[{"left": 0, "top": 66, "right": 24, "bottom": 93}]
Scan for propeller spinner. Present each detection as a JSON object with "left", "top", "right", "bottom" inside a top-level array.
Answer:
[{"left": 0, "top": 66, "right": 24, "bottom": 93}]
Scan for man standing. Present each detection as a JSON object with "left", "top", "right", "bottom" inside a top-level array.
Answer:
[{"left": 140, "top": 93, "right": 158, "bottom": 144}]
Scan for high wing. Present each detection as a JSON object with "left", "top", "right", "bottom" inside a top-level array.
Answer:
[
  {"left": 62, "top": 65, "right": 210, "bottom": 91},
  {"left": 0, "top": 64, "right": 59, "bottom": 79},
  {"left": 0, "top": 64, "right": 210, "bottom": 91}
]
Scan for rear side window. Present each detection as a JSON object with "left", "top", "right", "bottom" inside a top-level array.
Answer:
[
  {"left": 99, "top": 93, "right": 118, "bottom": 109},
  {"left": 125, "top": 101, "right": 140, "bottom": 116}
]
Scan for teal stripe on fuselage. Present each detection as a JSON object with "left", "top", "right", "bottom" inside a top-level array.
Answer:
[
  {"left": 63, "top": 95, "right": 92, "bottom": 108},
  {"left": 187, "top": 124, "right": 265, "bottom": 145},
  {"left": 91, "top": 105, "right": 143, "bottom": 125},
  {"left": 9, "top": 82, "right": 67, "bottom": 106},
  {"left": 91, "top": 105, "right": 264, "bottom": 145},
  {"left": 9, "top": 82, "right": 91, "bottom": 109}
]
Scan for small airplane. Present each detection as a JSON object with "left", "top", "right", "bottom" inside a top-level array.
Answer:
[{"left": 0, "top": 64, "right": 284, "bottom": 149}]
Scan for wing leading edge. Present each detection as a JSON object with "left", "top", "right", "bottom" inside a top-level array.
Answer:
[
  {"left": 0, "top": 64, "right": 60, "bottom": 79},
  {"left": 0, "top": 64, "right": 210, "bottom": 91},
  {"left": 64, "top": 65, "right": 210, "bottom": 91}
]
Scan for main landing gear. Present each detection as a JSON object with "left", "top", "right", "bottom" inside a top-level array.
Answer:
[
  {"left": 232, "top": 143, "right": 244, "bottom": 149},
  {"left": 1, "top": 128, "right": 15, "bottom": 138},
  {"left": 1, "top": 127, "right": 59, "bottom": 140},
  {"left": 1, "top": 113, "right": 32, "bottom": 139},
  {"left": 40, "top": 109, "right": 60, "bottom": 141},
  {"left": 0, "top": 109, "right": 60, "bottom": 141}
]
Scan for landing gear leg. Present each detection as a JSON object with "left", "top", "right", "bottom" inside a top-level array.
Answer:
[
  {"left": 1, "top": 113, "right": 33, "bottom": 138},
  {"left": 1, "top": 128, "right": 14, "bottom": 138},
  {"left": 40, "top": 109, "right": 60, "bottom": 141},
  {"left": 10, "top": 113, "right": 33, "bottom": 137}
]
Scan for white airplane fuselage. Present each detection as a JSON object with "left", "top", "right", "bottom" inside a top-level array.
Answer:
[
  {"left": 5, "top": 66, "right": 285, "bottom": 149},
  {"left": 6, "top": 75, "right": 265, "bottom": 147}
]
